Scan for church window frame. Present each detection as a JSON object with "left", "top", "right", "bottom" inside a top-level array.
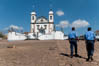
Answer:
[
  {"left": 32, "top": 16, "right": 34, "bottom": 20},
  {"left": 37, "top": 25, "right": 40, "bottom": 30},
  {"left": 50, "top": 16, "right": 52, "bottom": 20},
  {"left": 41, "top": 19, "right": 43, "bottom": 22},
  {"left": 44, "top": 25, "right": 47, "bottom": 29}
]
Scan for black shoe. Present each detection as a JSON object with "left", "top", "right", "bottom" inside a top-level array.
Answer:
[
  {"left": 71, "top": 56, "right": 73, "bottom": 58},
  {"left": 86, "top": 58, "right": 90, "bottom": 61},
  {"left": 91, "top": 56, "right": 94, "bottom": 61},
  {"left": 86, "top": 56, "right": 92, "bottom": 62},
  {"left": 75, "top": 54, "right": 79, "bottom": 57},
  {"left": 70, "top": 55, "right": 73, "bottom": 58}
]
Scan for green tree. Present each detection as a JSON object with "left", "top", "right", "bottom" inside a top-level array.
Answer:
[{"left": 0, "top": 32, "right": 4, "bottom": 38}]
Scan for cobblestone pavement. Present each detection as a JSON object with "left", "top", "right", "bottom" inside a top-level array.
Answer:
[{"left": 0, "top": 40, "right": 99, "bottom": 66}]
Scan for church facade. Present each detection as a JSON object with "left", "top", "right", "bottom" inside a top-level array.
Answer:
[{"left": 30, "top": 10, "right": 54, "bottom": 35}]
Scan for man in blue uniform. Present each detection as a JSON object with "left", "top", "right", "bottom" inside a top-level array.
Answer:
[
  {"left": 68, "top": 27, "right": 78, "bottom": 58},
  {"left": 85, "top": 27, "right": 95, "bottom": 61}
]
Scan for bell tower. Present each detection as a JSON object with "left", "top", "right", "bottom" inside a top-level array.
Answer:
[
  {"left": 49, "top": 10, "right": 54, "bottom": 33},
  {"left": 49, "top": 10, "right": 54, "bottom": 23},
  {"left": 30, "top": 11, "right": 36, "bottom": 33}
]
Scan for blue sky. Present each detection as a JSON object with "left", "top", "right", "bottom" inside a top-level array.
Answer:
[{"left": 0, "top": 0, "right": 98, "bottom": 35}]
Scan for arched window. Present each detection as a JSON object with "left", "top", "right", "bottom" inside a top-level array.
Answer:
[
  {"left": 32, "top": 16, "right": 34, "bottom": 20},
  {"left": 44, "top": 25, "right": 47, "bottom": 29},
  {"left": 50, "top": 16, "right": 52, "bottom": 20},
  {"left": 41, "top": 19, "right": 43, "bottom": 22},
  {"left": 37, "top": 25, "right": 39, "bottom": 30}
]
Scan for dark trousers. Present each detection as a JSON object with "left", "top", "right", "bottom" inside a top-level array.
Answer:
[
  {"left": 69, "top": 40, "right": 77, "bottom": 56},
  {"left": 86, "top": 40, "right": 95, "bottom": 58}
]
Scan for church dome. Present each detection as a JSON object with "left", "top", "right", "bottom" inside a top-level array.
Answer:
[
  {"left": 49, "top": 10, "right": 53, "bottom": 14},
  {"left": 31, "top": 12, "right": 36, "bottom": 15}
]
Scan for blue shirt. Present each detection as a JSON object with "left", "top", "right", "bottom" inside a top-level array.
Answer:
[
  {"left": 85, "top": 31, "right": 95, "bottom": 40},
  {"left": 68, "top": 31, "right": 77, "bottom": 39}
]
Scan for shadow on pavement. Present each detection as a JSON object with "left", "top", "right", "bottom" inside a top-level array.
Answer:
[{"left": 60, "top": 53, "right": 87, "bottom": 59}]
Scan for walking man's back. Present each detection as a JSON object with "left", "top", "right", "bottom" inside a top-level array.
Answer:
[
  {"left": 85, "top": 27, "right": 95, "bottom": 61},
  {"left": 68, "top": 27, "right": 78, "bottom": 58}
]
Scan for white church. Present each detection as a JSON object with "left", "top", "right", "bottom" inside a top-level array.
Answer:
[
  {"left": 7, "top": 10, "right": 67, "bottom": 41},
  {"left": 30, "top": 10, "right": 54, "bottom": 35}
]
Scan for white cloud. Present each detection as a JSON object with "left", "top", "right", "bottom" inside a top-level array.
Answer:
[
  {"left": 56, "top": 20, "right": 69, "bottom": 28},
  {"left": 4, "top": 25, "right": 23, "bottom": 30},
  {"left": 10, "top": 25, "right": 20, "bottom": 30},
  {"left": 71, "top": 19, "right": 90, "bottom": 28},
  {"left": 56, "top": 10, "right": 64, "bottom": 16}
]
